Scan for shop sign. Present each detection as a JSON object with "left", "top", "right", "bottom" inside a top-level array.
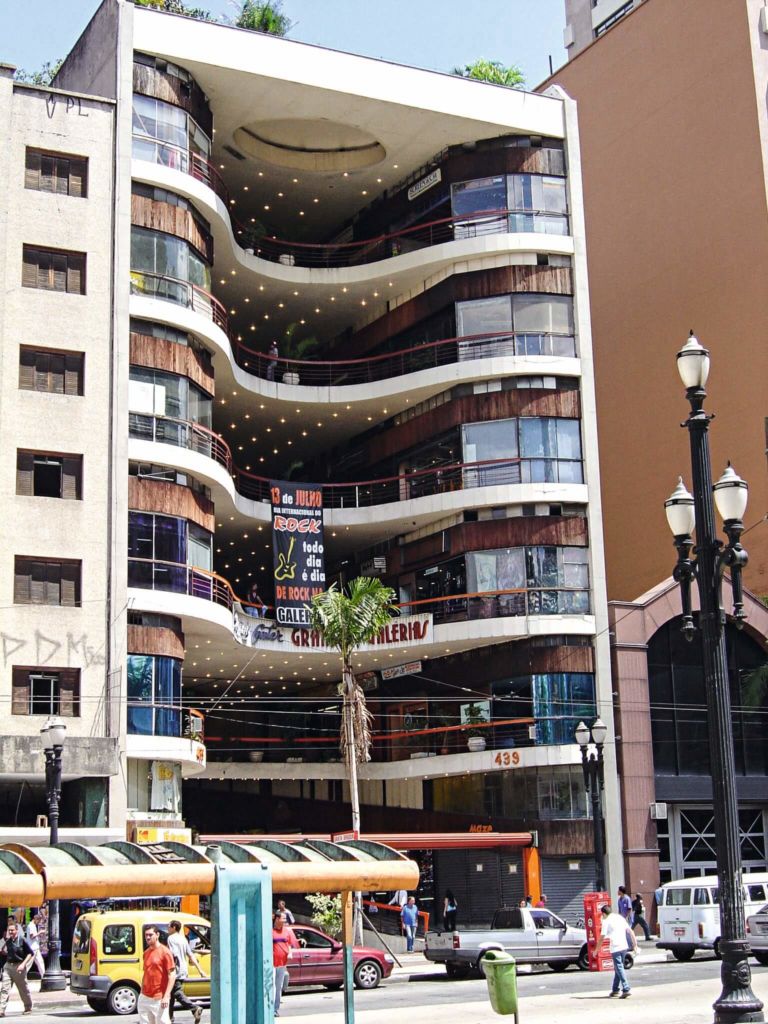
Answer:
[
  {"left": 232, "top": 611, "right": 433, "bottom": 652},
  {"left": 270, "top": 480, "right": 326, "bottom": 627},
  {"left": 381, "top": 660, "right": 422, "bottom": 680},
  {"left": 408, "top": 168, "right": 441, "bottom": 201},
  {"left": 132, "top": 826, "right": 192, "bottom": 846},
  {"left": 468, "top": 824, "right": 494, "bottom": 833}
]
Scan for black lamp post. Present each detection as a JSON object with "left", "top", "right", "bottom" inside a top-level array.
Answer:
[
  {"left": 664, "top": 332, "right": 763, "bottom": 1024},
  {"left": 575, "top": 717, "right": 607, "bottom": 892},
  {"left": 40, "top": 716, "right": 67, "bottom": 992}
]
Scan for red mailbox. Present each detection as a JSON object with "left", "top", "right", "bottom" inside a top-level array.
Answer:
[{"left": 583, "top": 891, "right": 612, "bottom": 971}]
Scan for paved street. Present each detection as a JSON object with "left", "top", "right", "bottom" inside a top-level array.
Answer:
[{"left": 4, "top": 955, "right": 767, "bottom": 1024}]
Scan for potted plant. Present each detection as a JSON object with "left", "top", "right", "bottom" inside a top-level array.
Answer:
[
  {"left": 463, "top": 701, "right": 490, "bottom": 752},
  {"left": 238, "top": 220, "right": 267, "bottom": 256},
  {"left": 280, "top": 322, "right": 321, "bottom": 384}
]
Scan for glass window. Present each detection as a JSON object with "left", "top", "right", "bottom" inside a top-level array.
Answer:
[
  {"left": 462, "top": 420, "right": 518, "bottom": 464},
  {"left": 456, "top": 296, "right": 513, "bottom": 339},
  {"left": 188, "top": 522, "right": 212, "bottom": 570},
  {"left": 694, "top": 888, "right": 710, "bottom": 905},
  {"left": 103, "top": 926, "right": 136, "bottom": 955},
  {"left": 451, "top": 176, "right": 507, "bottom": 217},
  {"left": 666, "top": 888, "right": 692, "bottom": 906},
  {"left": 513, "top": 295, "right": 574, "bottom": 336},
  {"left": 508, "top": 174, "right": 568, "bottom": 235},
  {"left": 127, "top": 654, "right": 183, "bottom": 737}
]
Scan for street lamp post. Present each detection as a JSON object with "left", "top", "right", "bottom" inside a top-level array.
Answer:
[
  {"left": 664, "top": 332, "right": 763, "bottom": 1024},
  {"left": 40, "top": 716, "right": 67, "bottom": 992},
  {"left": 575, "top": 717, "right": 607, "bottom": 892}
]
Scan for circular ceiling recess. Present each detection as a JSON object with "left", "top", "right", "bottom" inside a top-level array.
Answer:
[{"left": 233, "top": 118, "right": 386, "bottom": 172}]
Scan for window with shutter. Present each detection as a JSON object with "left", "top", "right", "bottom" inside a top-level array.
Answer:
[
  {"left": 18, "top": 348, "right": 36, "bottom": 390},
  {"left": 24, "top": 150, "right": 41, "bottom": 191},
  {"left": 14, "top": 557, "right": 81, "bottom": 605},
  {"left": 11, "top": 669, "right": 31, "bottom": 716},
  {"left": 16, "top": 451, "right": 34, "bottom": 496},
  {"left": 59, "top": 669, "right": 80, "bottom": 716},
  {"left": 22, "top": 246, "right": 87, "bottom": 293},
  {"left": 62, "top": 456, "right": 82, "bottom": 499},
  {"left": 25, "top": 148, "right": 88, "bottom": 198},
  {"left": 19, "top": 347, "right": 84, "bottom": 394}
]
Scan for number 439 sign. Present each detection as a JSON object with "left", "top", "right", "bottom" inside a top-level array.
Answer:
[{"left": 493, "top": 750, "right": 520, "bottom": 767}]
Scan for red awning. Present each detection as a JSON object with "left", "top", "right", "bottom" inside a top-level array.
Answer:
[{"left": 198, "top": 832, "right": 534, "bottom": 850}]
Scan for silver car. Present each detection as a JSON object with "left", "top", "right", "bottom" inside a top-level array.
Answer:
[{"left": 747, "top": 902, "right": 768, "bottom": 965}]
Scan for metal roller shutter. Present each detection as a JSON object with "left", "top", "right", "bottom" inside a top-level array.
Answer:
[
  {"left": 540, "top": 856, "right": 597, "bottom": 922},
  {"left": 434, "top": 850, "right": 503, "bottom": 928}
]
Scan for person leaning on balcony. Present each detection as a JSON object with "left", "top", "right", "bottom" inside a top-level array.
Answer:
[
  {"left": 247, "top": 584, "right": 266, "bottom": 618},
  {"left": 266, "top": 339, "right": 279, "bottom": 381}
]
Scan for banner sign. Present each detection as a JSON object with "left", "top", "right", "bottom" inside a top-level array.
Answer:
[
  {"left": 232, "top": 610, "right": 433, "bottom": 653},
  {"left": 381, "top": 660, "right": 422, "bottom": 680},
  {"left": 408, "top": 168, "right": 441, "bottom": 201},
  {"left": 270, "top": 480, "right": 326, "bottom": 627}
]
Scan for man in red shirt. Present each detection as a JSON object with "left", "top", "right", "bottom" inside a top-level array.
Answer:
[
  {"left": 272, "top": 913, "right": 299, "bottom": 1017},
  {"left": 138, "top": 926, "right": 176, "bottom": 1024}
]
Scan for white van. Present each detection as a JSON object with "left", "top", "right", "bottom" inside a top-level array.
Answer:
[{"left": 657, "top": 873, "right": 768, "bottom": 961}]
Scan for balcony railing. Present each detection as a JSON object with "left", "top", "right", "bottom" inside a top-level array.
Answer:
[
  {"left": 127, "top": 704, "right": 205, "bottom": 741},
  {"left": 128, "top": 417, "right": 584, "bottom": 506},
  {"left": 132, "top": 134, "right": 231, "bottom": 206},
  {"left": 128, "top": 413, "right": 233, "bottom": 473},
  {"left": 128, "top": 557, "right": 235, "bottom": 610},
  {"left": 400, "top": 587, "right": 591, "bottom": 621},
  {"left": 130, "top": 270, "right": 230, "bottom": 334}
]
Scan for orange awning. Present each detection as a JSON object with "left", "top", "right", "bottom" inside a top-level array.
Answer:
[{"left": 199, "top": 831, "right": 534, "bottom": 850}]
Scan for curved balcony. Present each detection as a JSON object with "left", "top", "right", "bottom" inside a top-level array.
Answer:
[
  {"left": 128, "top": 269, "right": 577, "bottom": 387},
  {"left": 133, "top": 139, "right": 568, "bottom": 271},
  {"left": 128, "top": 415, "right": 584, "bottom": 512}
]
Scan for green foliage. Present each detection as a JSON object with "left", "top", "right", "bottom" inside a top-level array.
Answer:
[
  {"left": 13, "top": 60, "right": 63, "bottom": 86},
  {"left": 453, "top": 59, "right": 525, "bottom": 89},
  {"left": 134, "top": 0, "right": 214, "bottom": 19},
  {"left": 309, "top": 578, "right": 398, "bottom": 667},
  {"left": 282, "top": 322, "right": 321, "bottom": 361},
  {"left": 306, "top": 892, "right": 342, "bottom": 938},
  {"left": 234, "top": 0, "right": 293, "bottom": 35},
  {"left": 463, "top": 701, "right": 490, "bottom": 738}
]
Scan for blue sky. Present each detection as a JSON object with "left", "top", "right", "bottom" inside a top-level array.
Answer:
[{"left": 1, "top": 0, "right": 567, "bottom": 88}]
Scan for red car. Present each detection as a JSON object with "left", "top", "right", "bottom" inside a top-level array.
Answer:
[{"left": 285, "top": 923, "right": 394, "bottom": 990}]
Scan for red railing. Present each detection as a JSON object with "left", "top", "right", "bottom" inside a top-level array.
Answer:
[
  {"left": 132, "top": 134, "right": 231, "bottom": 207},
  {"left": 128, "top": 417, "right": 583, "bottom": 506},
  {"left": 127, "top": 557, "right": 237, "bottom": 610},
  {"left": 130, "top": 270, "right": 230, "bottom": 335},
  {"left": 233, "top": 330, "right": 576, "bottom": 386}
]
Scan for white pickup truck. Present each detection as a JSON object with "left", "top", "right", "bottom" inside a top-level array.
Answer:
[{"left": 425, "top": 906, "right": 603, "bottom": 977}]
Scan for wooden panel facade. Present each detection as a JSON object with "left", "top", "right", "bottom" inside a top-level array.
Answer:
[
  {"left": 339, "top": 265, "right": 573, "bottom": 359},
  {"left": 130, "top": 332, "right": 215, "bottom": 394},
  {"left": 368, "top": 387, "right": 581, "bottom": 464},
  {"left": 131, "top": 194, "right": 213, "bottom": 264},
  {"left": 133, "top": 61, "right": 212, "bottom": 135},
  {"left": 356, "top": 143, "right": 566, "bottom": 239},
  {"left": 128, "top": 477, "right": 215, "bottom": 532},
  {"left": 395, "top": 515, "right": 589, "bottom": 573},
  {"left": 127, "top": 624, "right": 185, "bottom": 660}
]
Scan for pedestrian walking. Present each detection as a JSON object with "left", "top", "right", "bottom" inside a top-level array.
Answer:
[
  {"left": 0, "top": 921, "right": 34, "bottom": 1016},
  {"left": 138, "top": 925, "right": 176, "bottom": 1024},
  {"left": 272, "top": 913, "right": 298, "bottom": 1016},
  {"left": 166, "top": 921, "right": 205, "bottom": 1023},
  {"left": 617, "top": 886, "right": 632, "bottom": 922},
  {"left": 401, "top": 896, "right": 418, "bottom": 953},
  {"left": 276, "top": 901, "right": 295, "bottom": 925},
  {"left": 266, "top": 340, "right": 279, "bottom": 381},
  {"left": 600, "top": 904, "right": 633, "bottom": 998},
  {"left": 631, "top": 894, "right": 651, "bottom": 940},
  {"left": 535, "top": 895, "right": 548, "bottom": 908},
  {"left": 25, "top": 915, "right": 45, "bottom": 982},
  {"left": 443, "top": 890, "right": 458, "bottom": 931}
]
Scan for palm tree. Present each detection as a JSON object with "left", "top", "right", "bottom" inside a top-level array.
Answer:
[
  {"left": 309, "top": 578, "right": 398, "bottom": 839},
  {"left": 233, "top": 0, "right": 293, "bottom": 35},
  {"left": 452, "top": 59, "right": 525, "bottom": 88},
  {"left": 309, "top": 577, "right": 397, "bottom": 943}
]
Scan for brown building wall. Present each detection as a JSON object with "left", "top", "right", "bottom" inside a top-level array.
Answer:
[{"left": 543, "top": 0, "right": 768, "bottom": 600}]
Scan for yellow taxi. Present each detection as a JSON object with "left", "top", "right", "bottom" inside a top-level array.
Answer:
[{"left": 70, "top": 910, "right": 211, "bottom": 1015}]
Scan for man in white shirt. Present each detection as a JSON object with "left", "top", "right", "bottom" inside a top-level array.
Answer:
[
  {"left": 26, "top": 914, "right": 46, "bottom": 982},
  {"left": 600, "top": 903, "right": 634, "bottom": 998},
  {"left": 166, "top": 921, "right": 206, "bottom": 1023}
]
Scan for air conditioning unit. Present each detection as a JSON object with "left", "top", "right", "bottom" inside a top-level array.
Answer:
[{"left": 650, "top": 802, "right": 668, "bottom": 821}]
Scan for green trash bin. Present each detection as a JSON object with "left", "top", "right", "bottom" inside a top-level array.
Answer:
[{"left": 482, "top": 950, "right": 519, "bottom": 1022}]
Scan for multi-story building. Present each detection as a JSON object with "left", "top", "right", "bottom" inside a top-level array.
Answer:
[
  {"left": 0, "top": 66, "right": 126, "bottom": 840},
  {"left": 544, "top": 0, "right": 768, "bottom": 896},
  {"left": 1, "top": 0, "right": 621, "bottom": 918},
  {"left": 563, "top": 0, "right": 646, "bottom": 58}
]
